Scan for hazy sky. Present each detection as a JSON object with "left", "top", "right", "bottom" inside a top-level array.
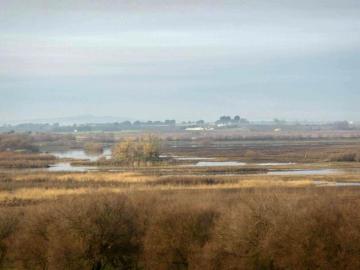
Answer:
[{"left": 1, "top": 0, "right": 359, "bottom": 123}]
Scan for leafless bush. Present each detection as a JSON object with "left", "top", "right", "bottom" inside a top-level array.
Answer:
[
  {"left": 2, "top": 189, "right": 360, "bottom": 269},
  {"left": 0, "top": 209, "right": 19, "bottom": 268},
  {"left": 144, "top": 204, "right": 218, "bottom": 270},
  {"left": 13, "top": 195, "right": 142, "bottom": 270}
]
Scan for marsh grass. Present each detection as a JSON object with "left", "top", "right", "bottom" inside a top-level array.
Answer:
[
  {"left": 0, "top": 152, "right": 56, "bottom": 168},
  {"left": 0, "top": 171, "right": 320, "bottom": 203},
  {"left": 2, "top": 168, "right": 360, "bottom": 202}
]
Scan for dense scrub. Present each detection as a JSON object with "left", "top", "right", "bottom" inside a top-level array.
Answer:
[{"left": 1, "top": 188, "right": 360, "bottom": 269}]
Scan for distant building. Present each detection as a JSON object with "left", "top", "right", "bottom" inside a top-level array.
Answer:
[
  {"left": 185, "top": 126, "right": 214, "bottom": 131},
  {"left": 185, "top": 127, "right": 205, "bottom": 131}
]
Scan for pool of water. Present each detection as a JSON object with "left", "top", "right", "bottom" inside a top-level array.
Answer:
[
  {"left": 175, "top": 157, "right": 215, "bottom": 161},
  {"left": 256, "top": 162, "right": 296, "bottom": 166},
  {"left": 268, "top": 169, "right": 342, "bottom": 176},
  {"left": 314, "top": 180, "right": 360, "bottom": 187},
  {"left": 190, "top": 161, "right": 247, "bottom": 167},
  {"left": 185, "top": 160, "right": 297, "bottom": 167},
  {"left": 39, "top": 150, "right": 360, "bottom": 176},
  {"left": 50, "top": 149, "right": 111, "bottom": 161},
  {"left": 44, "top": 149, "right": 111, "bottom": 172},
  {"left": 47, "top": 162, "right": 98, "bottom": 172}
]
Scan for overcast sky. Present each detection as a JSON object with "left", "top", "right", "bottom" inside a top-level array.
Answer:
[{"left": 1, "top": 0, "right": 359, "bottom": 123}]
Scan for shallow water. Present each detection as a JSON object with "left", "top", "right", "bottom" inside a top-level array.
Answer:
[
  {"left": 190, "top": 161, "right": 247, "bottom": 167},
  {"left": 50, "top": 149, "right": 111, "bottom": 161},
  {"left": 45, "top": 148, "right": 112, "bottom": 172},
  {"left": 268, "top": 169, "right": 341, "bottom": 176},
  {"left": 175, "top": 157, "right": 215, "bottom": 161},
  {"left": 47, "top": 162, "right": 98, "bottom": 172},
  {"left": 40, "top": 150, "right": 360, "bottom": 176},
  {"left": 313, "top": 180, "right": 360, "bottom": 187},
  {"left": 256, "top": 162, "right": 296, "bottom": 166}
]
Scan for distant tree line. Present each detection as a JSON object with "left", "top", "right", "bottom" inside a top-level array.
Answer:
[
  {"left": 0, "top": 118, "right": 357, "bottom": 133},
  {"left": 0, "top": 120, "right": 179, "bottom": 133},
  {"left": 215, "top": 115, "right": 250, "bottom": 125}
]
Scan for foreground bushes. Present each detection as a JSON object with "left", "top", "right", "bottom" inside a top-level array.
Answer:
[
  {"left": 13, "top": 196, "right": 141, "bottom": 270},
  {"left": 1, "top": 189, "right": 360, "bottom": 269}
]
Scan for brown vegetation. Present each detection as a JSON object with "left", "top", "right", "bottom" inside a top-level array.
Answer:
[
  {"left": 329, "top": 151, "right": 360, "bottom": 162},
  {"left": 0, "top": 152, "right": 56, "bottom": 168},
  {"left": 83, "top": 142, "right": 103, "bottom": 154},
  {"left": 0, "top": 133, "right": 38, "bottom": 152},
  {"left": 163, "top": 137, "right": 360, "bottom": 163},
  {"left": 0, "top": 188, "right": 360, "bottom": 269},
  {"left": 1, "top": 134, "right": 360, "bottom": 269},
  {"left": 112, "top": 135, "right": 161, "bottom": 166}
]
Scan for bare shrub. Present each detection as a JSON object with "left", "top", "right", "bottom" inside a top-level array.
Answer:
[
  {"left": 12, "top": 207, "right": 52, "bottom": 270},
  {"left": 207, "top": 189, "right": 360, "bottom": 270},
  {"left": 144, "top": 204, "right": 218, "bottom": 270},
  {"left": 0, "top": 209, "right": 18, "bottom": 268},
  {"left": 13, "top": 195, "right": 142, "bottom": 270},
  {"left": 112, "top": 135, "right": 161, "bottom": 166},
  {"left": 4, "top": 189, "right": 360, "bottom": 269}
]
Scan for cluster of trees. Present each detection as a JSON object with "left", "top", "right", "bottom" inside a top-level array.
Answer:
[
  {"left": 112, "top": 135, "right": 161, "bottom": 166},
  {"left": 0, "top": 120, "right": 178, "bottom": 133},
  {"left": 215, "top": 115, "right": 250, "bottom": 125}
]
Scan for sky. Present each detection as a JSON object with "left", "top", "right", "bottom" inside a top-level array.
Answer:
[{"left": 0, "top": 0, "right": 359, "bottom": 123}]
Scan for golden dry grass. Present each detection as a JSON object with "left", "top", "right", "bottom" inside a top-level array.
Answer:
[
  {"left": 11, "top": 171, "right": 155, "bottom": 183},
  {"left": 2, "top": 170, "right": 355, "bottom": 202}
]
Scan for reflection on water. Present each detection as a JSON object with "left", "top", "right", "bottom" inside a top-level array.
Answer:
[
  {"left": 41, "top": 150, "right": 360, "bottom": 177},
  {"left": 314, "top": 180, "right": 360, "bottom": 187},
  {"left": 175, "top": 157, "right": 215, "bottom": 161},
  {"left": 257, "top": 162, "right": 296, "bottom": 166},
  {"left": 45, "top": 149, "right": 111, "bottom": 172},
  {"left": 160, "top": 155, "right": 215, "bottom": 161},
  {"left": 188, "top": 161, "right": 296, "bottom": 167},
  {"left": 47, "top": 162, "right": 98, "bottom": 172},
  {"left": 268, "top": 169, "right": 341, "bottom": 176},
  {"left": 50, "top": 149, "right": 111, "bottom": 161},
  {"left": 191, "top": 161, "right": 247, "bottom": 167}
]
